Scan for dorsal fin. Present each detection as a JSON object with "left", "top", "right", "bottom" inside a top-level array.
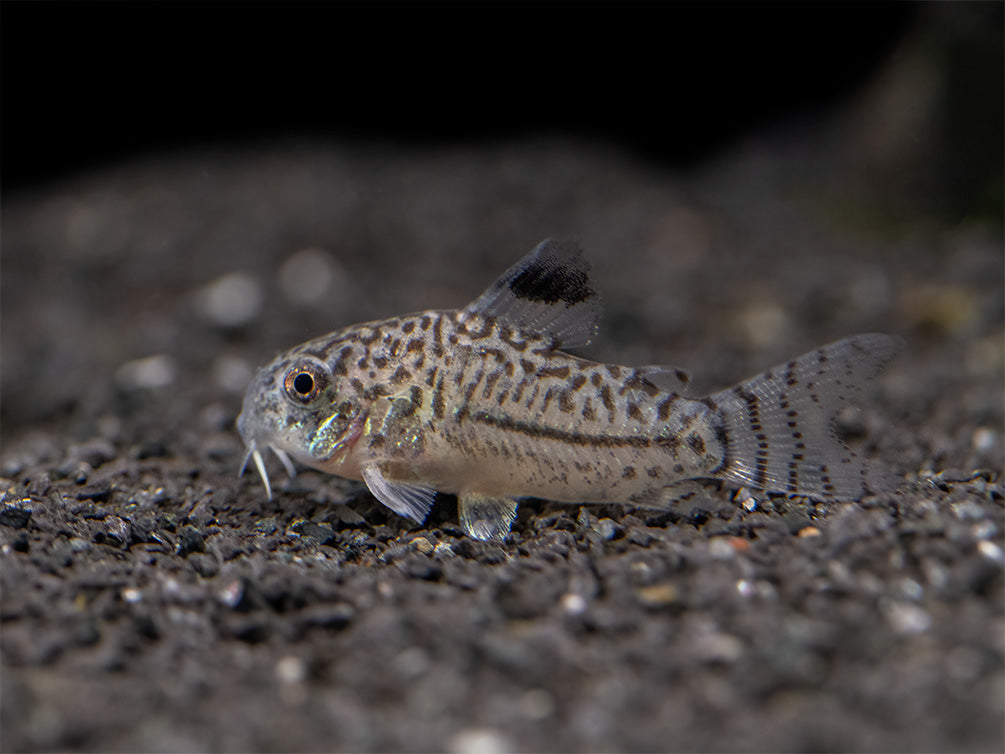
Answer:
[{"left": 462, "top": 239, "right": 601, "bottom": 349}]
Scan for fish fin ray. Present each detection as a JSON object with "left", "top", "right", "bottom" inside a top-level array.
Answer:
[
  {"left": 631, "top": 480, "right": 715, "bottom": 510},
  {"left": 632, "top": 480, "right": 740, "bottom": 520},
  {"left": 361, "top": 464, "right": 437, "bottom": 523},
  {"left": 463, "top": 238, "right": 601, "bottom": 349},
  {"left": 710, "top": 333, "right": 903, "bottom": 500},
  {"left": 459, "top": 493, "right": 519, "bottom": 540}
]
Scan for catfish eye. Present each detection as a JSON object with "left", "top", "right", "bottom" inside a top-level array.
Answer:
[
  {"left": 283, "top": 360, "right": 329, "bottom": 404},
  {"left": 293, "top": 373, "right": 313, "bottom": 394}
]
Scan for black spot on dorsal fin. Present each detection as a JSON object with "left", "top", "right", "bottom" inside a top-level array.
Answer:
[
  {"left": 463, "top": 239, "right": 602, "bottom": 349},
  {"left": 506, "top": 242, "right": 594, "bottom": 305}
]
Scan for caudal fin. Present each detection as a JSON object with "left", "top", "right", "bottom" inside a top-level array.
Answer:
[{"left": 709, "top": 333, "right": 903, "bottom": 500}]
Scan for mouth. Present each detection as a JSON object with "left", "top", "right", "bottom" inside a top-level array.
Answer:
[
  {"left": 238, "top": 440, "right": 297, "bottom": 500},
  {"left": 236, "top": 412, "right": 366, "bottom": 499},
  {"left": 314, "top": 413, "right": 366, "bottom": 465}
]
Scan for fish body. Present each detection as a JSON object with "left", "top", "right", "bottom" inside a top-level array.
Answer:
[{"left": 238, "top": 240, "right": 901, "bottom": 539}]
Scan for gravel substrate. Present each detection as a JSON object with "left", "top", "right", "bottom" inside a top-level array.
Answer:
[{"left": 3, "top": 39, "right": 1002, "bottom": 753}]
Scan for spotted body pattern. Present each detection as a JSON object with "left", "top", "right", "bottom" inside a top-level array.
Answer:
[{"left": 238, "top": 240, "right": 901, "bottom": 539}]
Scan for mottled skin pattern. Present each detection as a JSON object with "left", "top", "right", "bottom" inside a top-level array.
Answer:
[
  {"left": 240, "top": 310, "right": 722, "bottom": 505},
  {"left": 238, "top": 240, "right": 901, "bottom": 539}
]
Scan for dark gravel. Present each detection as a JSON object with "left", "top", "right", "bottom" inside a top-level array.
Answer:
[{"left": 2, "top": 22, "right": 1002, "bottom": 754}]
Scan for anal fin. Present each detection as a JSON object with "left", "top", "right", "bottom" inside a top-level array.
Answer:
[
  {"left": 459, "top": 493, "right": 519, "bottom": 541},
  {"left": 631, "top": 480, "right": 735, "bottom": 519},
  {"left": 362, "top": 465, "right": 437, "bottom": 524}
]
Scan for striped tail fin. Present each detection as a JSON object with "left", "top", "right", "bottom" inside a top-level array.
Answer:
[{"left": 709, "top": 333, "right": 903, "bottom": 500}]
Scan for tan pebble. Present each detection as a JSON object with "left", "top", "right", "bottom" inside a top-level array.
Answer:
[
  {"left": 727, "top": 536, "right": 749, "bottom": 552},
  {"left": 636, "top": 583, "right": 679, "bottom": 607},
  {"left": 275, "top": 655, "right": 306, "bottom": 684}
]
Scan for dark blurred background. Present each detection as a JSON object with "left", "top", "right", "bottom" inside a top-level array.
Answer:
[
  {"left": 7, "top": 2, "right": 995, "bottom": 200},
  {"left": 5, "top": 2, "right": 1001, "bottom": 223}
]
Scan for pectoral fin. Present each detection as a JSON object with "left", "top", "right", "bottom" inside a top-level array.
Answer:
[
  {"left": 459, "top": 493, "right": 519, "bottom": 541},
  {"left": 361, "top": 465, "right": 437, "bottom": 523}
]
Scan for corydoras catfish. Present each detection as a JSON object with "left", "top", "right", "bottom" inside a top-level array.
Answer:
[{"left": 237, "top": 240, "right": 901, "bottom": 539}]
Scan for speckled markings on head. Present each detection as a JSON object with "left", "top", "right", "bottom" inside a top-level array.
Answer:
[{"left": 237, "top": 238, "right": 903, "bottom": 541}]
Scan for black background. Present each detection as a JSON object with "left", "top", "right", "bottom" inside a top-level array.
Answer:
[{"left": 3, "top": 2, "right": 921, "bottom": 193}]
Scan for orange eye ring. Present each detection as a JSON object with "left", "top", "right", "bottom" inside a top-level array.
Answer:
[{"left": 283, "top": 360, "right": 329, "bottom": 404}]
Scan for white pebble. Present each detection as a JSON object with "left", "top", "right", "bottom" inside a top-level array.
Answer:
[
  {"left": 884, "top": 601, "right": 931, "bottom": 635},
  {"left": 198, "top": 272, "right": 263, "bottom": 327},
  {"left": 709, "top": 537, "right": 735, "bottom": 560},
  {"left": 972, "top": 520, "right": 998, "bottom": 541},
  {"left": 217, "top": 579, "right": 244, "bottom": 608},
  {"left": 693, "top": 630, "right": 743, "bottom": 662},
  {"left": 977, "top": 540, "right": 1003, "bottom": 563},
  {"left": 560, "top": 592, "right": 587, "bottom": 615},
  {"left": 433, "top": 541, "right": 455, "bottom": 558},
  {"left": 952, "top": 499, "right": 987, "bottom": 522},
  {"left": 121, "top": 587, "right": 142, "bottom": 604},
  {"left": 448, "top": 728, "right": 511, "bottom": 754},
  {"left": 279, "top": 247, "right": 345, "bottom": 306},
  {"left": 898, "top": 578, "right": 923, "bottom": 601},
  {"left": 972, "top": 427, "right": 996, "bottom": 453},
  {"left": 213, "top": 354, "right": 254, "bottom": 394},
  {"left": 116, "top": 354, "right": 176, "bottom": 390},
  {"left": 275, "top": 655, "right": 306, "bottom": 684},
  {"left": 629, "top": 561, "right": 652, "bottom": 578}
]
